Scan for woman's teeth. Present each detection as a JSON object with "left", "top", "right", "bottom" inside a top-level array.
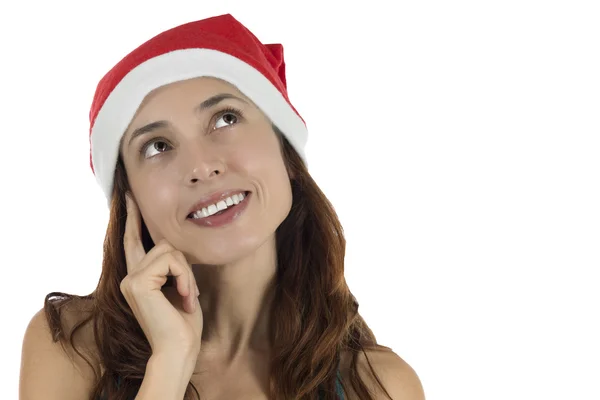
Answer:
[{"left": 189, "top": 192, "right": 246, "bottom": 219}]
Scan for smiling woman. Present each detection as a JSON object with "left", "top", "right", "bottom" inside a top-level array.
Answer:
[{"left": 19, "top": 13, "right": 424, "bottom": 400}]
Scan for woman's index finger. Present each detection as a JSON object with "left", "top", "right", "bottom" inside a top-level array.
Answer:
[{"left": 124, "top": 193, "right": 146, "bottom": 271}]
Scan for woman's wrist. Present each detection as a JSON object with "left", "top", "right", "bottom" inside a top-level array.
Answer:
[{"left": 136, "top": 352, "right": 197, "bottom": 399}]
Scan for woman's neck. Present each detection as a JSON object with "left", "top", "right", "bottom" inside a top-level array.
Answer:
[{"left": 192, "top": 241, "right": 277, "bottom": 365}]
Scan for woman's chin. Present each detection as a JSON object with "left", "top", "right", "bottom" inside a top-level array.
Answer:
[{"left": 186, "top": 252, "right": 241, "bottom": 267}]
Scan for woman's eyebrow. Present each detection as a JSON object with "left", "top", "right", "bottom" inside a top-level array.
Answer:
[
  {"left": 195, "top": 93, "right": 249, "bottom": 113},
  {"left": 125, "top": 93, "right": 249, "bottom": 149}
]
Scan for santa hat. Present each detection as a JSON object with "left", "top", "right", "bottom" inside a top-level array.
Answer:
[{"left": 89, "top": 13, "right": 308, "bottom": 204}]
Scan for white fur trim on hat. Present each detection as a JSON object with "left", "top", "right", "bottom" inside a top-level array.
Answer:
[{"left": 90, "top": 48, "right": 308, "bottom": 204}]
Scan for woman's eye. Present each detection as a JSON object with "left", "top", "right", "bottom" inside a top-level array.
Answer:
[
  {"left": 143, "top": 140, "right": 170, "bottom": 159},
  {"left": 214, "top": 112, "right": 239, "bottom": 130}
]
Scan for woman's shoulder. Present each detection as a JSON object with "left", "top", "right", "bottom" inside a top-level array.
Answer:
[
  {"left": 44, "top": 295, "right": 99, "bottom": 348},
  {"left": 339, "top": 346, "right": 425, "bottom": 400},
  {"left": 20, "top": 297, "right": 101, "bottom": 398}
]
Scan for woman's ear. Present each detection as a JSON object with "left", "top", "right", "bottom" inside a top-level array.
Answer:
[{"left": 287, "top": 165, "right": 296, "bottom": 180}]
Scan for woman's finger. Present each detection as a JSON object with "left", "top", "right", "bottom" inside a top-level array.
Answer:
[
  {"left": 123, "top": 193, "right": 147, "bottom": 273},
  {"left": 172, "top": 251, "right": 198, "bottom": 311}
]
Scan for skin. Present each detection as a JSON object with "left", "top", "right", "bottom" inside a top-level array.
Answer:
[
  {"left": 19, "top": 75, "right": 424, "bottom": 399},
  {"left": 118, "top": 77, "right": 294, "bottom": 395}
]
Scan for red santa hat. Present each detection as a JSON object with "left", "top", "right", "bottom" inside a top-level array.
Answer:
[{"left": 88, "top": 13, "right": 308, "bottom": 203}]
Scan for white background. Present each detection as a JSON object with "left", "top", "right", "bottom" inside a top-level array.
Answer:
[{"left": 2, "top": 1, "right": 599, "bottom": 399}]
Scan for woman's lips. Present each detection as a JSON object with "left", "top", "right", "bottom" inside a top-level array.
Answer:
[{"left": 186, "top": 192, "right": 251, "bottom": 228}]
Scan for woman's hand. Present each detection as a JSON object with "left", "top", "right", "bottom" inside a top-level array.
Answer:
[{"left": 120, "top": 193, "right": 203, "bottom": 361}]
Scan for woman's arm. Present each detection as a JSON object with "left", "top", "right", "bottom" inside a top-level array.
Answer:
[
  {"left": 135, "top": 353, "right": 197, "bottom": 400},
  {"left": 19, "top": 308, "right": 95, "bottom": 400}
]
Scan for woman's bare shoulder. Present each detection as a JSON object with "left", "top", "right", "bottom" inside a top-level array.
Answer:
[
  {"left": 20, "top": 297, "right": 101, "bottom": 399},
  {"left": 340, "top": 346, "right": 425, "bottom": 400}
]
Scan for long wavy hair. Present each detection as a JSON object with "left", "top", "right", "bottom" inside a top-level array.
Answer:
[{"left": 43, "top": 124, "right": 392, "bottom": 400}]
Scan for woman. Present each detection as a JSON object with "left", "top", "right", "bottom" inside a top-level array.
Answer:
[{"left": 20, "top": 14, "right": 425, "bottom": 400}]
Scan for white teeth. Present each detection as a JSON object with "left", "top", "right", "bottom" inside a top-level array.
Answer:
[
  {"left": 216, "top": 200, "right": 227, "bottom": 211},
  {"left": 207, "top": 204, "right": 218, "bottom": 215},
  {"left": 190, "top": 192, "right": 247, "bottom": 219}
]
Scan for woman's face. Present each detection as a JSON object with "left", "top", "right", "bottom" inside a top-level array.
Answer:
[{"left": 119, "top": 77, "right": 293, "bottom": 265}]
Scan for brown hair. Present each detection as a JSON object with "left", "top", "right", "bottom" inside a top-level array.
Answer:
[{"left": 43, "top": 125, "right": 392, "bottom": 399}]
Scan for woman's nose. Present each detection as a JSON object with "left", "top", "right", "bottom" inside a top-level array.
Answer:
[{"left": 181, "top": 145, "right": 226, "bottom": 185}]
